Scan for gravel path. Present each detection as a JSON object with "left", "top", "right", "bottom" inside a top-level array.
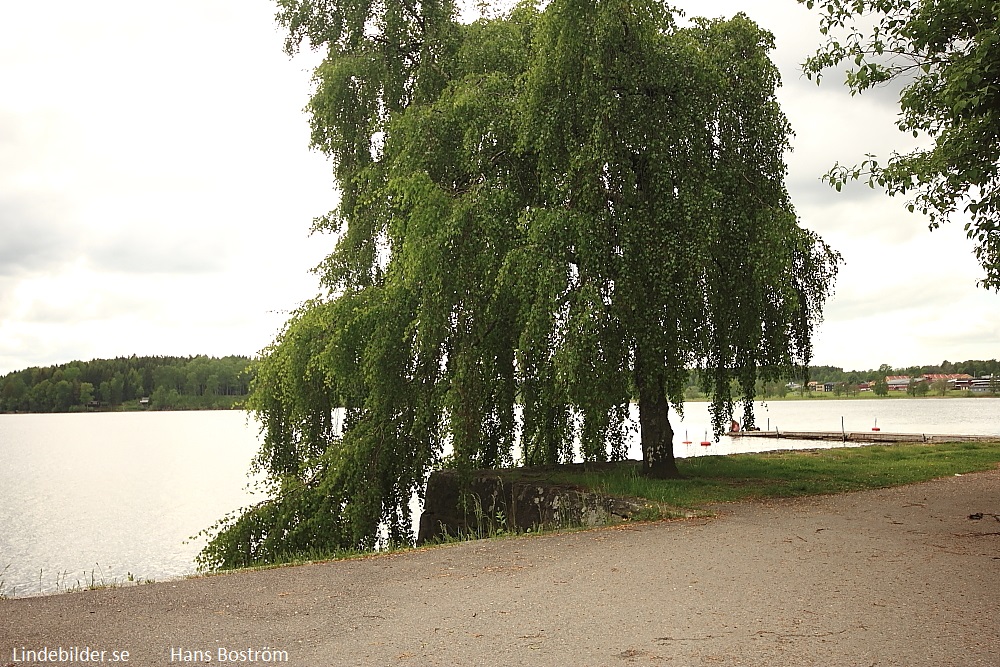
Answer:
[{"left": 2, "top": 468, "right": 998, "bottom": 667}]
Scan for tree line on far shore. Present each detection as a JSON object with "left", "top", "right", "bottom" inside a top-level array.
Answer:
[
  {"left": 4, "top": 354, "right": 995, "bottom": 414},
  {"left": 0, "top": 355, "right": 252, "bottom": 413},
  {"left": 698, "top": 359, "right": 1000, "bottom": 400}
]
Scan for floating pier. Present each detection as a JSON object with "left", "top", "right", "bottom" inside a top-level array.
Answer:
[{"left": 727, "top": 430, "right": 999, "bottom": 444}]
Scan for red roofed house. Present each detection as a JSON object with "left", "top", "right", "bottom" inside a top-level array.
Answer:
[{"left": 885, "top": 375, "right": 912, "bottom": 391}]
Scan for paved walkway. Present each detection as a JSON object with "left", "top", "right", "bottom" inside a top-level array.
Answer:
[{"left": 2, "top": 468, "right": 998, "bottom": 666}]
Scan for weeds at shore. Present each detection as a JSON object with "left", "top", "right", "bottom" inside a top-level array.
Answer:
[
  {"left": 0, "top": 563, "right": 156, "bottom": 599},
  {"left": 0, "top": 563, "right": 10, "bottom": 599}
]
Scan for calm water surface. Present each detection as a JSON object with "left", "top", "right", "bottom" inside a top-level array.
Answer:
[
  {"left": 1, "top": 399, "right": 997, "bottom": 597},
  {"left": 665, "top": 396, "right": 1000, "bottom": 459},
  {"left": 0, "top": 411, "right": 261, "bottom": 598}
]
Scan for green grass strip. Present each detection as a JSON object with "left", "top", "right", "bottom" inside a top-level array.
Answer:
[{"left": 550, "top": 441, "right": 1000, "bottom": 510}]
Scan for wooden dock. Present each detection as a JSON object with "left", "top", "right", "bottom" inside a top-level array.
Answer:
[{"left": 727, "top": 430, "right": 999, "bottom": 444}]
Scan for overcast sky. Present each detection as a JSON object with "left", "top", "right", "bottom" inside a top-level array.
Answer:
[{"left": 1, "top": 0, "right": 997, "bottom": 377}]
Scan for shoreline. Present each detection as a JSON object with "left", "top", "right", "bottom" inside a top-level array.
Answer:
[{"left": 3, "top": 468, "right": 997, "bottom": 666}]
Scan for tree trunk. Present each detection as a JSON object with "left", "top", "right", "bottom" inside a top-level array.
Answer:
[{"left": 636, "top": 365, "right": 681, "bottom": 479}]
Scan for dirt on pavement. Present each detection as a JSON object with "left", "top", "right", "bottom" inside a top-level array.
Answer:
[{"left": 2, "top": 467, "right": 998, "bottom": 667}]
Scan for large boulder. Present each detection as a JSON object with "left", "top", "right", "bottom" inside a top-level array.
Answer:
[{"left": 416, "top": 464, "right": 654, "bottom": 545}]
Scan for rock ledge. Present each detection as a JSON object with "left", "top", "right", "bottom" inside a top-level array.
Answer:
[{"left": 417, "top": 464, "right": 655, "bottom": 544}]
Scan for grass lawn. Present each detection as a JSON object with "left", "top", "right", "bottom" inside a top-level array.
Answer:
[{"left": 547, "top": 441, "right": 1000, "bottom": 512}]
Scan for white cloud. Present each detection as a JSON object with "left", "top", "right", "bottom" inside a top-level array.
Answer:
[{"left": 0, "top": 0, "right": 336, "bottom": 374}]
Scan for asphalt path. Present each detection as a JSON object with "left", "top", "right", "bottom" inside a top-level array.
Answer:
[{"left": 2, "top": 468, "right": 998, "bottom": 667}]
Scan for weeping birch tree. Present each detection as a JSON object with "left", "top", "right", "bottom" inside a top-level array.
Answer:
[
  {"left": 198, "top": 0, "right": 838, "bottom": 570},
  {"left": 518, "top": 2, "right": 839, "bottom": 478}
]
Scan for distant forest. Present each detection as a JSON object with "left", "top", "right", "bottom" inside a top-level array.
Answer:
[
  {"left": 0, "top": 355, "right": 252, "bottom": 413},
  {"left": 2, "top": 356, "right": 997, "bottom": 414}
]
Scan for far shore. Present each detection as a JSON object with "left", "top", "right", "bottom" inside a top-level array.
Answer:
[
  {"left": 4, "top": 392, "right": 998, "bottom": 416},
  {"left": 685, "top": 391, "right": 999, "bottom": 401}
]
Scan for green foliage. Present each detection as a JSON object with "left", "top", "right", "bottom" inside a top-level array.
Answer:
[
  {"left": 0, "top": 355, "right": 251, "bottom": 413},
  {"left": 906, "top": 376, "right": 930, "bottom": 396},
  {"left": 202, "top": 0, "right": 839, "bottom": 569},
  {"left": 799, "top": 0, "right": 1000, "bottom": 290}
]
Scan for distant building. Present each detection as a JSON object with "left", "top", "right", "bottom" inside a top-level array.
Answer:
[
  {"left": 952, "top": 376, "right": 995, "bottom": 392},
  {"left": 885, "top": 375, "right": 912, "bottom": 391},
  {"left": 923, "top": 373, "right": 972, "bottom": 382},
  {"left": 924, "top": 373, "right": 971, "bottom": 388}
]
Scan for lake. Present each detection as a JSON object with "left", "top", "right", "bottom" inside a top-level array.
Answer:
[
  {"left": 2, "top": 399, "right": 998, "bottom": 598},
  {"left": 0, "top": 411, "right": 262, "bottom": 598}
]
